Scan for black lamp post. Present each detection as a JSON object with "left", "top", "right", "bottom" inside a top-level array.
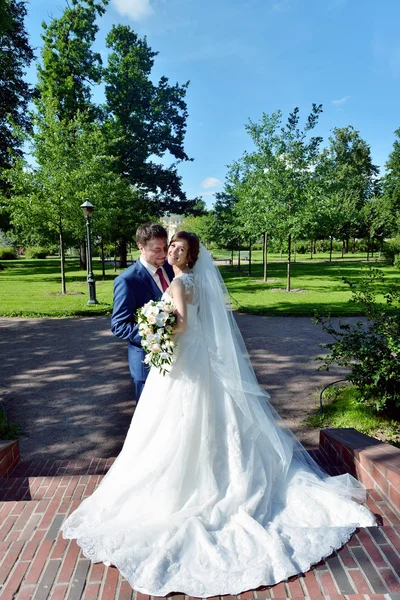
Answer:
[{"left": 81, "top": 199, "right": 98, "bottom": 305}]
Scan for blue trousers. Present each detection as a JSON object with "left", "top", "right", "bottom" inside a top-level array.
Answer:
[{"left": 128, "top": 345, "right": 150, "bottom": 401}]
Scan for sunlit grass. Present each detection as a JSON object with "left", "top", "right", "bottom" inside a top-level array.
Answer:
[
  {"left": 0, "top": 252, "right": 399, "bottom": 317},
  {"left": 307, "top": 386, "right": 400, "bottom": 447}
]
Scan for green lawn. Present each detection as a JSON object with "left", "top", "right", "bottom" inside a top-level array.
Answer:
[
  {"left": 0, "top": 257, "right": 123, "bottom": 317},
  {"left": 307, "top": 386, "right": 400, "bottom": 447},
  {"left": 219, "top": 256, "right": 400, "bottom": 316},
  {"left": 0, "top": 253, "right": 399, "bottom": 317}
]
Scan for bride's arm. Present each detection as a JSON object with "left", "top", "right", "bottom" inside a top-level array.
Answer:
[{"left": 169, "top": 279, "right": 187, "bottom": 333}]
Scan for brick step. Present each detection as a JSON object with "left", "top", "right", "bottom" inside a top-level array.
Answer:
[
  {"left": 9, "top": 457, "right": 115, "bottom": 479},
  {"left": 320, "top": 429, "right": 400, "bottom": 519},
  {"left": 1, "top": 458, "right": 399, "bottom": 599},
  {"left": 0, "top": 472, "right": 106, "bottom": 502}
]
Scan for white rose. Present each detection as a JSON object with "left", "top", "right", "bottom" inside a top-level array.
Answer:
[{"left": 152, "top": 344, "right": 161, "bottom": 353}]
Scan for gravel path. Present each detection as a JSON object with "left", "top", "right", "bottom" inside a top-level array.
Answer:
[{"left": 0, "top": 314, "right": 351, "bottom": 461}]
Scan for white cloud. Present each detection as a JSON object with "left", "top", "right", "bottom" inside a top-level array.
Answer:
[
  {"left": 201, "top": 177, "right": 223, "bottom": 189},
  {"left": 332, "top": 95, "right": 351, "bottom": 105},
  {"left": 112, "top": 0, "right": 154, "bottom": 21}
]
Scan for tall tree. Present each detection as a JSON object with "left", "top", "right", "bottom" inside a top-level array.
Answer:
[
  {"left": 6, "top": 99, "right": 128, "bottom": 294},
  {"left": 0, "top": 0, "right": 34, "bottom": 191},
  {"left": 36, "top": 0, "right": 108, "bottom": 121},
  {"left": 243, "top": 105, "right": 323, "bottom": 290},
  {"left": 103, "top": 25, "right": 191, "bottom": 208},
  {"left": 382, "top": 128, "right": 400, "bottom": 236},
  {"left": 317, "top": 126, "right": 379, "bottom": 251}
]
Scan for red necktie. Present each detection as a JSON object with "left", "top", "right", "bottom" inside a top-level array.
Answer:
[{"left": 156, "top": 268, "right": 169, "bottom": 292}]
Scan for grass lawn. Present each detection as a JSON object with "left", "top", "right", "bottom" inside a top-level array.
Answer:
[
  {"left": 307, "top": 386, "right": 400, "bottom": 448},
  {"left": 0, "top": 257, "right": 124, "bottom": 317},
  {"left": 0, "top": 252, "right": 399, "bottom": 317},
  {"left": 219, "top": 255, "right": 400, "bottom": 316}
]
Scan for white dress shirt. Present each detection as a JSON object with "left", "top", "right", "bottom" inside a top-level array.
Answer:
[{"left": 139, "top": 256, "right": 171, "bottom": 293}]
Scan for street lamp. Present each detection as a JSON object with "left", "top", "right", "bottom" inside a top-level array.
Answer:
[{"left": 80, "top": 199, "right": 98, "bottom": 305}]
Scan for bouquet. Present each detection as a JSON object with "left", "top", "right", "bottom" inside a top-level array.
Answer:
[{"left": 136, "top": 299, "right": 177, "bottom": 375}]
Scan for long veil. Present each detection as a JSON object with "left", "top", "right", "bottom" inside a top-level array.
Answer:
[{"left": 193, "top": 244, "right": 367, "bottom": 502}]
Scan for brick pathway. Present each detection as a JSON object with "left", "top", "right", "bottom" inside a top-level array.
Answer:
[{"left": 1, "top": 457, "right": 399, "bottom": 600}]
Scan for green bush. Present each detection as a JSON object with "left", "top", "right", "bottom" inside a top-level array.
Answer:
[
  {"left": 295, "top": 241, "right": 309, "bottom": 254},
  {"left": 383, "top": 237, "right": 400, "bottom": 268},
  {"left": 0, "top": 247, "right": 17, "bottom": 260},
  {"left": 315, "top": 267, "right": 400, "bottom": 415},
  {"left": 25, "top": 246, "right": 48, "bottom": 259},
  {"left": 0, "top": 406, "right": 22, "bottom": 440}
]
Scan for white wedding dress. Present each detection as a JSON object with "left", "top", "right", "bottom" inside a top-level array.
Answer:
[{"left": 62, "top": 252, "right": 376, "bottom": 597}]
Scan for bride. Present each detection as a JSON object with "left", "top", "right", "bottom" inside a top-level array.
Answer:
[{"left": 62, "top": 230, "right": 376, "bottom": 597}]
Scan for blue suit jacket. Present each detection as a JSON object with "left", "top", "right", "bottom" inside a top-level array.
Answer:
[{"left": 111, "top": 259, "right": 174, "bottom": 348}]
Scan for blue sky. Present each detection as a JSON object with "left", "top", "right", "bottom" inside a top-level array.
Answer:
[{"left": 25, "top": 0, "right": 400, "bottom": 207}]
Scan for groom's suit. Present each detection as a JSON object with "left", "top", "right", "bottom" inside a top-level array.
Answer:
[{"left": 111, "top": 259, "right": 174, "bottom": 400}]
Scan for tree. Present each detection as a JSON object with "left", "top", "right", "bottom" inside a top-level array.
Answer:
[
  {"left": 103, "top": 26, "right": 192, "bottom": 219},
  {"left": 181, "top": 213, "right": 217, "bottom": 247},
  {"left": 317, "top": 126, "right": 379, "bottom": 252},
  {"left": 36, "top": 0, "right": 108, "bottom": 121},
  {"left": 213, "top": 189, "right": 245, "bottom": 268},
  {"left": 243, "top": 105, "right": 323, "bottom": 290},
  {"left": 0, "top": 0, "right": 34, "bottom": 191},
  {"left": 6, "top": 98, "right": 129, "bottom": 294},
  {"left": 382, "top": 128, "right": 400, "bottom": 236}
]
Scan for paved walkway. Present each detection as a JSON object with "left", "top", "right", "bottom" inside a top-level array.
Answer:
[
  {"left": 0, "top": 315, "right": 399, "bottom": 599},
  {"left": 0, "top": 314, "right": 351, "bottom": 461}
]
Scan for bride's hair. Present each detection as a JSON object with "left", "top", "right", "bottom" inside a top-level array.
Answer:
[{"left": 170, "top": 231, "right": 200, "bottom": 268}]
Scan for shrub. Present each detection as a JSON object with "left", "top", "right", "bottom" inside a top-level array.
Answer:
[
  {"left": 315, "top": 267, "right": 400, "bottom": 416},
  {"left": 383, "top": 237, "right": 400, "bottom": 268},
  {"left": 0, "top": 247, "right": 17, "bottom": 260},
  {"left": 0, "top": 405, "right": 22, "bottom": 440},
  {"left": 294, "top": 241, "right": 309, "bottom": 254},
  {"left": 25, "top": 246, "right": 48, "bottom": 259}
]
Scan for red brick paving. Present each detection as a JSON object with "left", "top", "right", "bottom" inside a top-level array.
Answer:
[{"left": 0, "top": 458, "right": 400, "bottom": 599}]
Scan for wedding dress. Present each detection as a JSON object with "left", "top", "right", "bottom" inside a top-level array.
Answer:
[{"left": 62, "top": 246, "right": 376, "bottom": 597}]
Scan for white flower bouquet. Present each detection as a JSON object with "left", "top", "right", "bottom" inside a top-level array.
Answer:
[{"left": 136, "top": 299, "right": 177, "bottom": 375}]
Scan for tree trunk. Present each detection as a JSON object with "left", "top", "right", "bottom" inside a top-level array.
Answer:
[
  {"left": 313, "top": 240, "right": 316, "bottom": 254},
  {"left": 119, "top": 239, "right": 128, "bottom": 269},
  {"left": 101, "top": 238, "right": 106, "bottom": 279},
  {"left": 329, "top": 235, "right": 333, "bottom": 262},
  {"left": 79, "top": 242, "right": 86, "bottom": 270},
  {"left": 59, "top": 225, "right": 66, "bottom": 295},
  {"left": 352, "top": 237, "right": 356, "bottom": 254},
  {"left": 231, "top": 248, "right": 234, "bottom": 267},
  {"left": 345, "top": 236, "right": 349, "bottom": 254},
  {"left": 238, "top": 248, "right": 241, "bottom": 271},
  {"left": 371, "top": 238, "right": 374, "bottom": 258},
  {"left": 286, "top": 233, "right": 291, "bottom": 292},
  {"left": 310, "top": 239, "right": 313, "bottom": 260},
  {"left": 248, "top": 242, "right": 252, "bottom": 276},
  {"left": 113, "top": 244, "right": 117, "bottom": 273},
  {"left": 263, "top": 232, "right": 268, "bottom": 282},
  {"left": 342, "top": 240, "right": 345, "bottom": 258}
]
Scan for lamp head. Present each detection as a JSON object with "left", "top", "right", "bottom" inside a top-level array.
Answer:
[{"left": 81, "top": 199, "right": 94, "bottom": 218}]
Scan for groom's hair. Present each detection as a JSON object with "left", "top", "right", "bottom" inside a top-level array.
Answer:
[{"left": 136, "top": 222, "right": 168, "bottom": 247}]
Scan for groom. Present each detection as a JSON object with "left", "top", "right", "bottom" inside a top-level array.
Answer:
[{"left": 111, "top": 222, "right": 174, "bottom": 400}]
